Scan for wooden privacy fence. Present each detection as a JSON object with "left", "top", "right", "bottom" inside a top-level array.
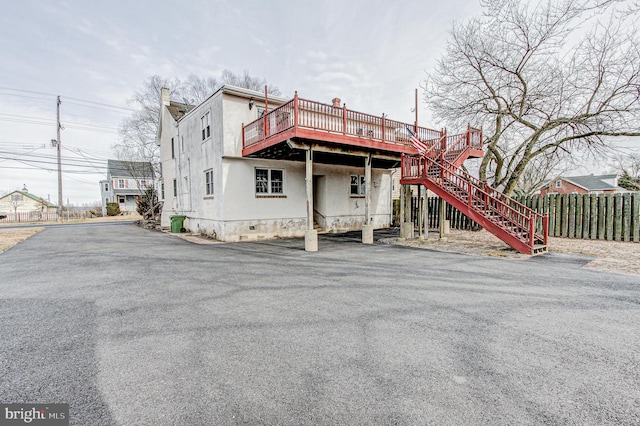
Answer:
[
  {"left": 393, "top": 192, "right": 640, "bottom": 242},
  {"left": 514, "top": 193, "right": 640, "bottom": 242}
]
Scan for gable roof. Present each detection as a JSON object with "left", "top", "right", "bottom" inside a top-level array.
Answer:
[
  {"left": 107, "top": 159, "right": 154, "bottom": 179},
  {"left": 1, "top": 190, "right": 57, "bottom": 208},
  {"left": 562, "top": 174, "right": 620, "bottom": 191}
]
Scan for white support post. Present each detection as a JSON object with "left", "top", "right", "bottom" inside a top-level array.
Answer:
[
  {"left": 400, "top": 184, "right": 405, "bottom": 238},
  {"left": 305, "top": 148, "right": 318, "bottom": 251},
  {"left": 362, "top": 153, "right": 373, "bottom": 244},
  {"left": 422, "top": 187, "right": 429, "bottom": 240}
]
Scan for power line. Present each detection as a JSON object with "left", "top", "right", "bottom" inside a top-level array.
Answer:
[
  {"left": 63, "top": 97, "right": 135, "bottom": 112},
  {"left": 0, "top": 112, "right": 120, "bottom": 132},
  {"left": 0, "top": 87, "right": 58, "bottom": 98},
  {"left": 0, "top": 154, "right": 108, "bottom": 169},
  {"left": 0, "top": 159, "right": 106, "bottom": 174},
  {"left": 63, "top": 100, "right": 133, "bottom": 115},
  {"left": 0, "top": 87, "right": 135, "bottom": 112},
  {"left": 0, "top": 151, "right": 109, "bottom": 166}
]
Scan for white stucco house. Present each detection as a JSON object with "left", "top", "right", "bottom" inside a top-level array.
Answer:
[
  {"left": 99, "top": 159, "right": 155, "bottom": 215},
  {"left": 157, "top": 85, "right": 431, "bottom": 249}
]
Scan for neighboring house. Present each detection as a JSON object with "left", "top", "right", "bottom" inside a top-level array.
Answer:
[
  {"left": 0, "top": 188, "right": 56, "bottom": 219},
  {"left": 100, "top": 159, "right": 155, "bottom": 215},
  {"left": 157, "top": 85, "right": 433, "bottom": 247},
  {"left": 540, "top": 174, "right": 624, "bottom": 195}
]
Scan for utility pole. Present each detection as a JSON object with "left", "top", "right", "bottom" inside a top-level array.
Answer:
[{"left": 56, "top": 95, "right": 63, "bottom": 221}]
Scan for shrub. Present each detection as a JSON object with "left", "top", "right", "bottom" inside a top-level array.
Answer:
[{"left": 106, "top": 202, "right": 121, "bottom": 216}]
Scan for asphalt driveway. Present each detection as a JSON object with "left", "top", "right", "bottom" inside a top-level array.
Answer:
[{"left": 1, "top": 223, "right": 638, "bottom": 425}]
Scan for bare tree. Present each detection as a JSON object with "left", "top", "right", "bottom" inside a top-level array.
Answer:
[
  {"left": 220, "top": 70, "right": 281, "bottom": 95},
  {"left": 425, "top": 0, "right": 640, "bottom": 195},
  {"left": 114, "top": 71, "right": 281, "bottom": 170},
  {"left": 7, "top": 192, "right": 26, "bottom": 221}
]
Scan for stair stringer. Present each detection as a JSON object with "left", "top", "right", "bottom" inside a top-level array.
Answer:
[{"left": 408, "top": 177, "right": 538, "bottom": 255}]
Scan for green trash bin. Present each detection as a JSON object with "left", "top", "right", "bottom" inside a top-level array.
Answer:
[{"left": 170, "top": 215, "right": 186, "bottom": 233}]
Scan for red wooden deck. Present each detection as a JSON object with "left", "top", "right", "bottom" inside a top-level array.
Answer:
[{"left": 242, "top": 93, "right": 481, "bottom": 159}]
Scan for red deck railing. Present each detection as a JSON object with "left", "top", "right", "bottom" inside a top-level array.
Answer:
[{"left": 243, "top": 93, "right": 447, "bottom": 152}]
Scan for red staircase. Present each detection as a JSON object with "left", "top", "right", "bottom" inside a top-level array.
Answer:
[{"left": 401, "top": 129, "right": 548, "bottom": 255}]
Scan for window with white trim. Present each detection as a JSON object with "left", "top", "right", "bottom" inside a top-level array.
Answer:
[
  {"left": 173, "top": 179, "right": 177, "bottom": 197},
  {"left": 255, "top": 168, "right": 284, "bottom": 195},
  {"left": 118, "top": 179, "right": 125, "bottom": 189},
  {"left": 350, "top": 175, "right": 365, "bottom": 196},
  {"left": 205, "top": 169, "right": 214, "bottom": 196},
  {"left": 555, "top": 179, "right": 562, "bottom": 188},
  {"left": 140, "top": 180, "right": 147, "bottom": 189},
  {"left": 201, "top": 111, "right": 210, "bottom": 140}
]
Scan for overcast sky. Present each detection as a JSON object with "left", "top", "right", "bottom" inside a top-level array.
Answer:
[{"left": 19, "top": 0, "right": 615, "bottom": 206}]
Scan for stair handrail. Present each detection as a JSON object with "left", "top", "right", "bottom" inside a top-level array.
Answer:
[
  {"left": 428, "top": 154, "right": 544, "bottom": 221},
  {"left": 434, "top": 157, "right": 539, "bottom": 228},
  {"left": 402, "top": 153, "right": 547, "bottom": 245},
  {"left": 436, "top": 156, "right": 547, "bottom": 246},
  {"left": 422, "top": 127, "right": 483, "bottom": 159}
]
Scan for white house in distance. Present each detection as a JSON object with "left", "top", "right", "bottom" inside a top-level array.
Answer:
[
  {"left": 157, "top": 85, "right": 440, "bottom": 250},
  {"left": 99, "top": 159, "right": 155, "bottom": 215},
  {"left": 0, "top": 187, "right": 57, "bottom": 220}
]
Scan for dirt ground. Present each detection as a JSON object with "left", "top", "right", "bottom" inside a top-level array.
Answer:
[{"left": 385, "top": 229, "right": 640, "bottom": 276}]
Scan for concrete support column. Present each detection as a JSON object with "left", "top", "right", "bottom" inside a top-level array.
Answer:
[
  {"left": 399, "top": 184, "right": 405, "bottom": 238},
  {"left": 418, "top": 188, "right": 423, "bottom": 239},
  {"left": 402, "top": 185, "right": 414, "bottom": 239},
  {"left": 439, "top": 197, "right": 448, "bottom": 240},
  {"left": 305, "top": 148, "right": 318, "bottom": 251},
  {"left": 362, "top": 153, "right": 373, "bottom": 244},
  {"left": 422, "top": 187, "right": 429, "bottom": 240}
]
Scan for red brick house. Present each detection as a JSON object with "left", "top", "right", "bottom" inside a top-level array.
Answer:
[{"left": 540, "top": 174, "right": 623, "bottom": 195}]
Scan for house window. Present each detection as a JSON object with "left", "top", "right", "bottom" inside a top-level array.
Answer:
[
  {"left": 118, "top": 179, "right": 125, "bottom": 189},
  {"left": 173, "top": 179, "right": 177, "bottom": 197},
  {"left": 255, "top": 168, "right": 284, "bottom": 195},
  {"left": 350, "top": 175, "right": 366, "bottom": 196},
  {"left": 205, "top": 169, "right": 214, "bottom": 196},
  {"left": 118, "top": 196, "right": 125, "bottom": 204},
  {"left": 161, "top": 181, "right": 165, "bottom": 200},
  {"left": 104, "top": 183, "right": 109, "bottom": 192},
  {"left": 171, "top": 137, "right": 175, "bottom": 159},
  {"left": 11, "top": 194, "right": 23, "bottom": 202},
  {"left": 140, "top": 180, "right": 147, "bottom": 189},
  {"left": 555, "top": 180, "right": 562, "bottom": 188},
  {"left": 201, "top": 111, "right": 210, "bottom": 140}
]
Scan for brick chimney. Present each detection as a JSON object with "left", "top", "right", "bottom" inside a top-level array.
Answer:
[{"left": 332, "top": 97, "right": 341, "bottom": 108}]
